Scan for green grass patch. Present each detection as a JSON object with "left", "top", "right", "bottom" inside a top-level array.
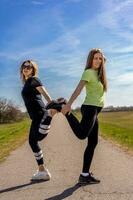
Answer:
[
  {"left": 0, "top": 111, "right": 133, "bottom": 162},
  {"left": 99, "top": 111, "right": 133, "bottom": 150},
  {"left": 73, "top": 111, "right": 133, "bottom": 151},
  {"left": 0, "top": 118, "right": 30, "bottom": 162}
]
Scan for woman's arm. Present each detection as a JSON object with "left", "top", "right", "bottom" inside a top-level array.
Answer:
[
  {"left": 62, "top": 80, "right": 86, "bottom": 115},
  {"left": 68, "top": 80, "right": 86, "bottom": 105},
  {"left": 36, "top": 86, "right": 52, "bottom": 103}
]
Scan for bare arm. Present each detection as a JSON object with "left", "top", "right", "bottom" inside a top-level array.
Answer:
[
  {"left": 36, "top": 86, "right": 52, "bottom": 103},
  {"left": 62, "top": 80, "right": 86, "bottom": 114},
  {"left": 68, "top": 80, "right": 86, "bottom": 106}
]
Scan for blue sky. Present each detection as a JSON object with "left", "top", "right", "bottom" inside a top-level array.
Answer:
[{"left": 0, "top": 0, "right": 133, "bottom": 111}]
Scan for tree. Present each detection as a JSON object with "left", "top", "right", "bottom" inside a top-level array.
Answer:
[{"left": 0, "top": 98, "right": 24, "bottom": 123}]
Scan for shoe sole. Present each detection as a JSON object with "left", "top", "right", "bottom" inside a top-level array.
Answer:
[
  {"left": 30, "top": 180, "right": 49, "bottom": 183},
  {"left": 30, "top": 178, "right": 50, "bottom": 182},
  {"left": 78, "top": 180, "right": 100, "bottom": 185}
]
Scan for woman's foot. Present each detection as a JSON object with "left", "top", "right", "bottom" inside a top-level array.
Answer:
[
  {"left": 45, "top": 98, "right": 67, "bottom": 112},
  {"left": 57, "top": 97, "right": 67, "bottom": 104},
  {"left": 78, "top": 172, "right": 100, "bottom": 185},
  {"left": 31, "top": 168, "right": 51, "bottom": 181}
]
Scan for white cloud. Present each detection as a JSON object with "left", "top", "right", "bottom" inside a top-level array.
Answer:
[
  {"left": 115, "top": 72, "right": 133, "bottom": 85},
  {"left": 0, "top": 3, "right": 82, "bottom": 63},
  {"left": 66, "top": 0, "right": 82, "bottom": 3},
  {"left": 31, "top": 1, "right": 44, "bottom": 5},
  {"left": 98, "top": 0, "right": 133, "bottom": 41},
  {"left": 106, "top": 45, "right": 133, "bottom": 54}
]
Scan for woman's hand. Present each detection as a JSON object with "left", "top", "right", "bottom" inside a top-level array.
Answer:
[
  {"left": 61, "top": 80, "right": 86, "bottom": 115},
  {"left": 61, "top": 103, "right": 71, "bottom": 115}
]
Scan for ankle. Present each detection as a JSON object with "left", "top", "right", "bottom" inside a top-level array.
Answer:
[
  {"left": 50, "top": 109, "right": 57, "bottom": 117},
  {"left": 81, "top": 172, "right": 89, "bottom": 177},
  {"left": 39, "top": 165, "right": 45, "bottom": 172}
]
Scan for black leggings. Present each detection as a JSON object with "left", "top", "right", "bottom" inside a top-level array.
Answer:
[
  {"left": 65, "top": 105, "right": 102, "bottom": 173},
  {"left": 29, "top": 112, "right": 52, "bottom": 166}
]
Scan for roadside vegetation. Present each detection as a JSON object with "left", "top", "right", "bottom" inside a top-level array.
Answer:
[
  {"left": 0, "top": 96, "right": 133, "bottom": 163},
  {"left": 72, "top": 110, "right": 133, "bottom": 152},
  {"left": 0, "top": 97, "right": 30, "bottom": 162}
]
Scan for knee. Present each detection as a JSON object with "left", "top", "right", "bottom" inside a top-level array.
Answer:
[
  {"left": 78, "top": 130, "right": 89, "bottom": 140},
  {"left": 78, "top": 134, "right": 87, "bottom": 140}
]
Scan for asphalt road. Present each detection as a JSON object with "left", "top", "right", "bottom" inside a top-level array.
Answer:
[{"left": 0, "top": 113, "right": 133, "bottom": 200}]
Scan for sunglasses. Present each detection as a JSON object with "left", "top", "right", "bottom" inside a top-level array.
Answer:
[{"left": 22, "top": 62, "right": 33, "bottom": 69}]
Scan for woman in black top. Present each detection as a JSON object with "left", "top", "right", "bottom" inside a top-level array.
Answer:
[{"left": 20, "top": 60, "right": 63, "bottom": 181}]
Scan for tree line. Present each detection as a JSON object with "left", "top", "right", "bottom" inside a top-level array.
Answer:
[
  {"left": 102, "top": 106, "right": 133, "bottom": 112},
  {"left": 1, "top": 96, "right": 133, "bottom": 124},
  {"left": 73, "top": 106, "right": 133, "bottom": 112},
  {"left": 0, "top": 97, "right": 24, "bottom": 124}
]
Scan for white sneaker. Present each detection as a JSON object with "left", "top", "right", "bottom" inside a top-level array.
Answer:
[{"left": 31, "top": 169, "right": 51, "bottom": 181}]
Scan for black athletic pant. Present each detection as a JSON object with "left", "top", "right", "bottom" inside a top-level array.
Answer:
[
  {"left": 65, "top": 105, "right": 102, "bottom": 173},
  {"left": 29, "top": 112, "right": 52, "bottom": 166}
]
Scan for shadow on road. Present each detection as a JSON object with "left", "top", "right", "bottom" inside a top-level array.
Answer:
[
  {"left": 0, "top": 180, "right": 46, "bottom": 194},
  {"left": 45, "top": 183, "right": 81, "bottom": 200}
]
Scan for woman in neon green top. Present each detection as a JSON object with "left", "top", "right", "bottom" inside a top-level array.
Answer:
[{"left": 61, "top": 48, "right": 107, "bottom": 184}]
